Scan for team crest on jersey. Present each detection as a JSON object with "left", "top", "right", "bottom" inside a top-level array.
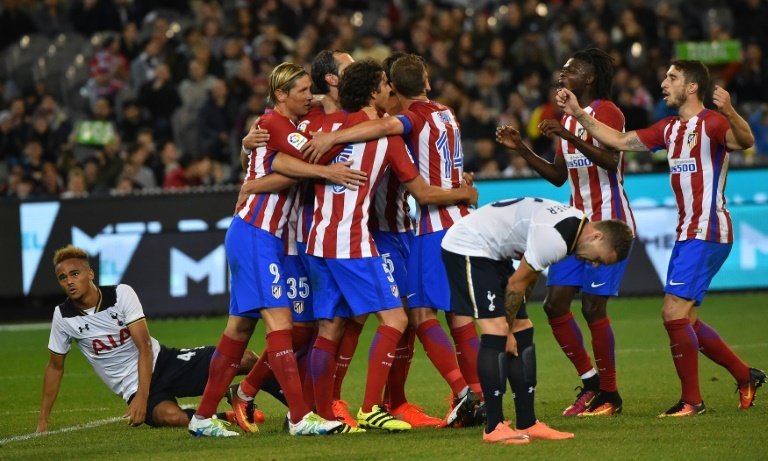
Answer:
[
  {"left": 287, "top": 133, "right": 308, "bottom": 150},
  {"left": 271, "top": 285, "right": 282, "bottom": 298},
  {"left": 686, "top": 132, "right": 698, "bottom": 149},
  {"left": 577, "top": 127, "right": 587, "bottom": 140},
  {"left": 293, "top": 300, "right": 304, "bottom": 314},
  {"left": 390, "top": 284, "right": 400, "bottom": 298},
  {"left": 331, "top": 145, "right": 354, "bottom": 194},
  {"left": 297, "top": 120, "right": 310, "bottom": 133},
  {"left": 436, "top": 110, "right": 452, "bottom": 124}
]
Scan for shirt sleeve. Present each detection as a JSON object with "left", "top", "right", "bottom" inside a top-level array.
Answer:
[
  {"left": 636, "top": 117, "right": 672, "bottom": 151},
  {"left": 594, "top": 101, "right": 625, "bottom": 132},
  {"left": 117, "top": 284, "right": 146, "bottom": 326},
  {"left": 47, "top": 308, "right": 71, "bottom": 355},
  {"left": 394, "top": 112, "right": 415, "bottom": 135},
  {"left": 705, "top": 111, "right": 729, "bottom": 147},
  {"left": 523, "top": 225, "right": 569, "bottom": 272},
  {"left": 387, "top": 136, "right": 419, "bottom": 183}
]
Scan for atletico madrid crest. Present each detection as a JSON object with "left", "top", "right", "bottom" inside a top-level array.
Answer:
[
  {"left": 271, "top": 285, "right": 282, "bottom": 299},
  {"left": 687, "top": 132, "right": 698, "bottom": 149},
  {"left": 390, "top": 285, "right": 400, "bottom": 297},
  {"left": 293, "top": 301, "right": 304, "bottom": 314}
]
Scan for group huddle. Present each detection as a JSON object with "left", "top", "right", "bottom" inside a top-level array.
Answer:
[{"left": 39, "top": 48, "right": 764, "bottom": 447}]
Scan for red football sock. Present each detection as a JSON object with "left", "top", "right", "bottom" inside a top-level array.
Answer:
[
  {"left": 240, "top": 347, "right": 272, "bottom": 397},
  {"left": 693, "top": 319, "right": 750, "bottom": 383},
  {"left": 549, "top": 311, "right": 594, "bottom": 376},
  {"left": 267, "top": 329, "right": 310, "bottom": 423},
  {"left": 333, "top": 320, "right": 364, "bottom": 400},
  {"left": 292, "top": 326, "right": 316, "bottom": 409},
  {"left": 589, "top": 317, "right": 617, "bottom": 392},
  {"left": 196, "top": 334, "right": 248, "bottom": 418},
  {"left": 362, "top": 325, "right": 402, "bottom": 412},
  {"left": 416, "top": 319, "right": 466, "bottom": 396},
  {"left": 310, "top": 336, "right": 338, "bottom": 420},
  {"left": 664, "top": 319, "right": 701, "bottom": 404},
  {"left": 386, "top": 326, "right": 415, "bottom": 408},
  {"left": 451, "top": 322, "right": 482, "bottom": 399}
]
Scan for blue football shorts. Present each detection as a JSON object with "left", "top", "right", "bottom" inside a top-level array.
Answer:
[
  {"left": 406, "top": 230, "right": 451, "bottom": 311},
  {"left": 665, "top": 239, "right": 731, "bottom": 306},
  {"left": 372, "top": 230, "right": 412, "bottom": 301},
  {"left": 225, "top": 216, "right": 288, "bottom": 318},
  {"left": 283, "top": 241, "right": 314, "bottom": 322}
]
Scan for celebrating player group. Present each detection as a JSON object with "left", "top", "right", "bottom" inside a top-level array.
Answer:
[{"left": 38, "top": 48, "right": 765, "bottom": 446}]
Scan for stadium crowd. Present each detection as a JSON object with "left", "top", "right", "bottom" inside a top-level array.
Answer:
[{"left": 0, "top": 0, "right": 767, "bottom": 200}]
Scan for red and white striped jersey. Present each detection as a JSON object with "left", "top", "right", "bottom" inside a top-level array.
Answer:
[
  {"left": 307, "top": 115, "right": 420, "bottom": 258},
  {"left": 236, "top": 110, "right": 306, "bottom": 236},
  {"left": 368, "top": 170, "right": 413, "bottom": 233},
  {"left": 636, "top": 110, "right": 733, "bottom": 243},
  {"left": 394, "top": 100, "right": 470, "bottom": 235},
  {"left": 557, "top": 100, "right": 636, "bottom": 236}
]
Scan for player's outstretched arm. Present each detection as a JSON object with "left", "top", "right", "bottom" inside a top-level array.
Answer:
[
  {"left": 37, "top": 353, "right": 66, "bottom": 432},
  {"left": 538, "top": 119, "right": 621, "bottom": 172},
  {"left": 504, "top": 259, "right": 539, "bottom": 356},
  {"left": 272, "top": 152, "right": 367, "bottom": 190},
  {"left": 556, "top": 88, "right": 648, "bottom": 152},
  {"left": 240, "top": 118, "right": 270, "bottom": 171},
  {"left": 302, "top": 117, "right": 404, "bottom": 163},
  {"left": 497, "top": 124, "right": 568, "bottom": 185},
  {"left": 713, "top": 85, "right": 755, "bottom": 150},
  {"left": 404, "top": 176, "right": 478, "bottom": 207},
  {"left": 126, "top": 319, "right": 153, "bottom": 427}
]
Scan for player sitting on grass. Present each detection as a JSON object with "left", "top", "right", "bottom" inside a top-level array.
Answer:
[{"left": 37, "top": 245, "right": 283, "bottom": 434}]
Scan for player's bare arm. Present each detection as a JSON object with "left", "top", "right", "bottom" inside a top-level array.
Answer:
[
  {"left": 236, "top": 174, "right": 299, "bottom": 212},
  {"left": 302, "top": 117, "right": 404, "bottom": 163},
  {"left": 499, "top": 122, "right": 568, "bottom": 185},
  {"left": 240, "top": 118, "right": 270, "bottom": 170},
  {"left": 272, "top": 152, "right": 367, "bottom": 190},
  {"left": 126, "top": 319, "right": 152, "bottom": 427},
  {"left": 36, "top": 352, "right": 66, "bottom": 432},
  {"left": 712, "top": 85, "right": 755, "bottom": 150},
  {"left": 503, "top": 259, "right": 540, "bottom": 356},
  {"left": 538, "top": 119, "right": 621, "bottom": 172},
  {"left": 558, "top": 88, "right": 648, "bottom": 152},
  {"left": 404, "top": 176, "right": 478, "bottom": 207}
]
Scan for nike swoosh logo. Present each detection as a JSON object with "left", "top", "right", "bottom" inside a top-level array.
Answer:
[
  {"left": 590, "top": 282, "right": 606, "bottom": 288},
  {"left": 338, "top": 355, "right": 352, "bottom": 360},
  {"left": 386, "top": 353, "right": 396, "bottom": 358},
  {"left": 406, "top": 293, "right": 416, "bottom": 299},
  {"left": 669, "top": 280, "right": 685, "bottom": 286}
]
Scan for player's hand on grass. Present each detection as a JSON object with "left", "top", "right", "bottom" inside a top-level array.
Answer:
[
  {"left": 126, "top": 396, "right": 146, "bottom": 427},
  {"left": 323, "top": 160, "right": 367, "bottom": 190},
  {"left": 302, "top": 131, "right": 336, "bottom": 164},
  {"left": 506, "top": 331, "right": 518, "bottom": 357}
]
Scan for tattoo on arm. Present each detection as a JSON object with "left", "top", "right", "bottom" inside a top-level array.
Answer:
[
  {"left": 575, "top": 113, "right": 596, "bottom": 130},
  {"left": 504, "top": 290, "right": 525, "bottom": 325},
  {"left": 625, "top": 133, "right": 648, "bottom": 151}
]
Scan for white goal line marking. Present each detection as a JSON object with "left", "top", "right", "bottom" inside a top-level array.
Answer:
[{"left": 0, "top": 416, "right": 123, "bottom": 445}]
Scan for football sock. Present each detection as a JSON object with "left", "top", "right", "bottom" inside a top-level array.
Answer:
[
  {"left": 664, "top": 319, "right": 702, "bottom": 404},
  {"left": 508, "top": 327, "right": 537, "bottom": 430},
  {"left": 332, "top": 319, "right": 364, "bottom": 400},
  {"left": 310, "top": 336, "right": 339, "bottom": 420},
  {"left": 386, "top": 326, "right": 415, "bottom": 408},
  {"left": 362, "top": 325, "right": 402, "bottom": 412},
  {"left": 240, "top": 349, "right": 272, "bottom": 398},
  {"left": 589, "top": 317, "right": 618, "bottom": 392},
  {"left": 693, "top": 319, "right": 750, "bottom": 383},
  {"left": 478, "top": 334, "right": 507, "bottom": 434},
  {"left": 267, "top": 329, "right": 310, "bottom": 424},
  {"left": 300, "top": 331, "right": 317, "bottom": 410},
  {"left": 417, "top": 318, "right": 467, "bottom": 396},
  {"left": 451, "top": 322, "right": 482, "bottom": 399},
  {"left": 196, "top": 334, "right": 248, "bottom": 418},
  {"left": 549, "top": 311, "right": 594, "bottom": 376}
]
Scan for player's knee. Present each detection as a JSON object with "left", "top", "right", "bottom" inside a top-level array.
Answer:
[
  {"left": 581, "top": 298, "right": 607, "bottom": 323},
  {"left": 380, "top": 308, "right": 408, "bottom": 332},
  {"left": 543, "top": 297, "right": 569, "bottom": 318},
  {"left": 152, "top": 403, "right": 189, "bottom": 427}
]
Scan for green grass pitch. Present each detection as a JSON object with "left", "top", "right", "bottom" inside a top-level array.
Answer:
[{"left": 1, "top": 293, "right": 766, "bottom": 460}]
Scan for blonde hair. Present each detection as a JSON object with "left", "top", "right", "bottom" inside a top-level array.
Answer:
[
  {"left": 53, "top": 245, "right": 90, "bottom": 267},
  {"left": 268, "top": 62, "right": 307, "bottom": 104}
]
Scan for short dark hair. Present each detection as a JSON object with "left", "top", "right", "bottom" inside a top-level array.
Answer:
[
  {"left": 594, "top": 220, "right": 634, "bottom": 262},
  {"left": 572, "top": 48, "right": 615, "bottom": 100},
  {"left": 339, "top": 59, "right": 384, "bottom": 113},
  {"left": 390, "top": 54, "right": 427, "bottom": 98},
  {"left": 311, "top": 50, "right": 341, "bottom": 94},
  {"left": 382, "top": 51, "right": 407, "bottom": 83},
  {"left": 670, "top": 60, "right": 710, "bottom": 101}
]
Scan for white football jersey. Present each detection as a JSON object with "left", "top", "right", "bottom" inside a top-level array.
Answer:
[
  {"left": 48, "top": 284, "right": 161, "bottom": 402},
  {"left": 441, "top": 197, "right": 586, "bottom": 271}
]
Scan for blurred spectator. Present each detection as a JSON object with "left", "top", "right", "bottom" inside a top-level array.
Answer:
[
  {"left": 70, "top": 0, "right": 123, "bottom": 37},
  {"left": 122, "top": 142, "right": 156, "bottom": 189},
  {"left": 117, "top": 99, "right": 148, "bottom": 144},
  {"left": 749, "top": 106, "right": 768, "bottom": 158},
  {"left": 60, "top": 166, "right": 88, "bottom": 199},
  {"left": 130, "top": 39, "right": 164, "bottom": 91},
  {"left": 31, "top": 0, "right": 73, "bottom": 38},
  {"left": 152, "top": 139, "right": 180, "bottom": 186},
  {"left": 728, "top": 42, "right": 768, "bottom": 106},
  {"left": 502, "top": 152, "right": 536, "bottom": 178},
  {"left": 465, "top": 137, "right": 508, "bottom": 178},
  {"left": 39, "top": 161, "right": 63, "bottom": 196},
  {"left": 197, "top": 79, "right": 236, "bottom": 165},
  {"left": 0, "top": 0, "right": 37, "bottom": 51},
  {"left": 90, "top": 34, "right": 130, "bottom": 82},
  {"left": 163, "top": 154, "right": 212, "bottom": 189},
  {"left": 137, "top": 62, "right": 180, "bottom": 142},
  {"left": 81, "top": 63, "right": 126, "bottom": 112}
]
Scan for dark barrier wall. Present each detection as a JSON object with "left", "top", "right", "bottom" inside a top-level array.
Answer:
[{"left": 2, "top": 169, "right": 767, "bottom": 321}]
